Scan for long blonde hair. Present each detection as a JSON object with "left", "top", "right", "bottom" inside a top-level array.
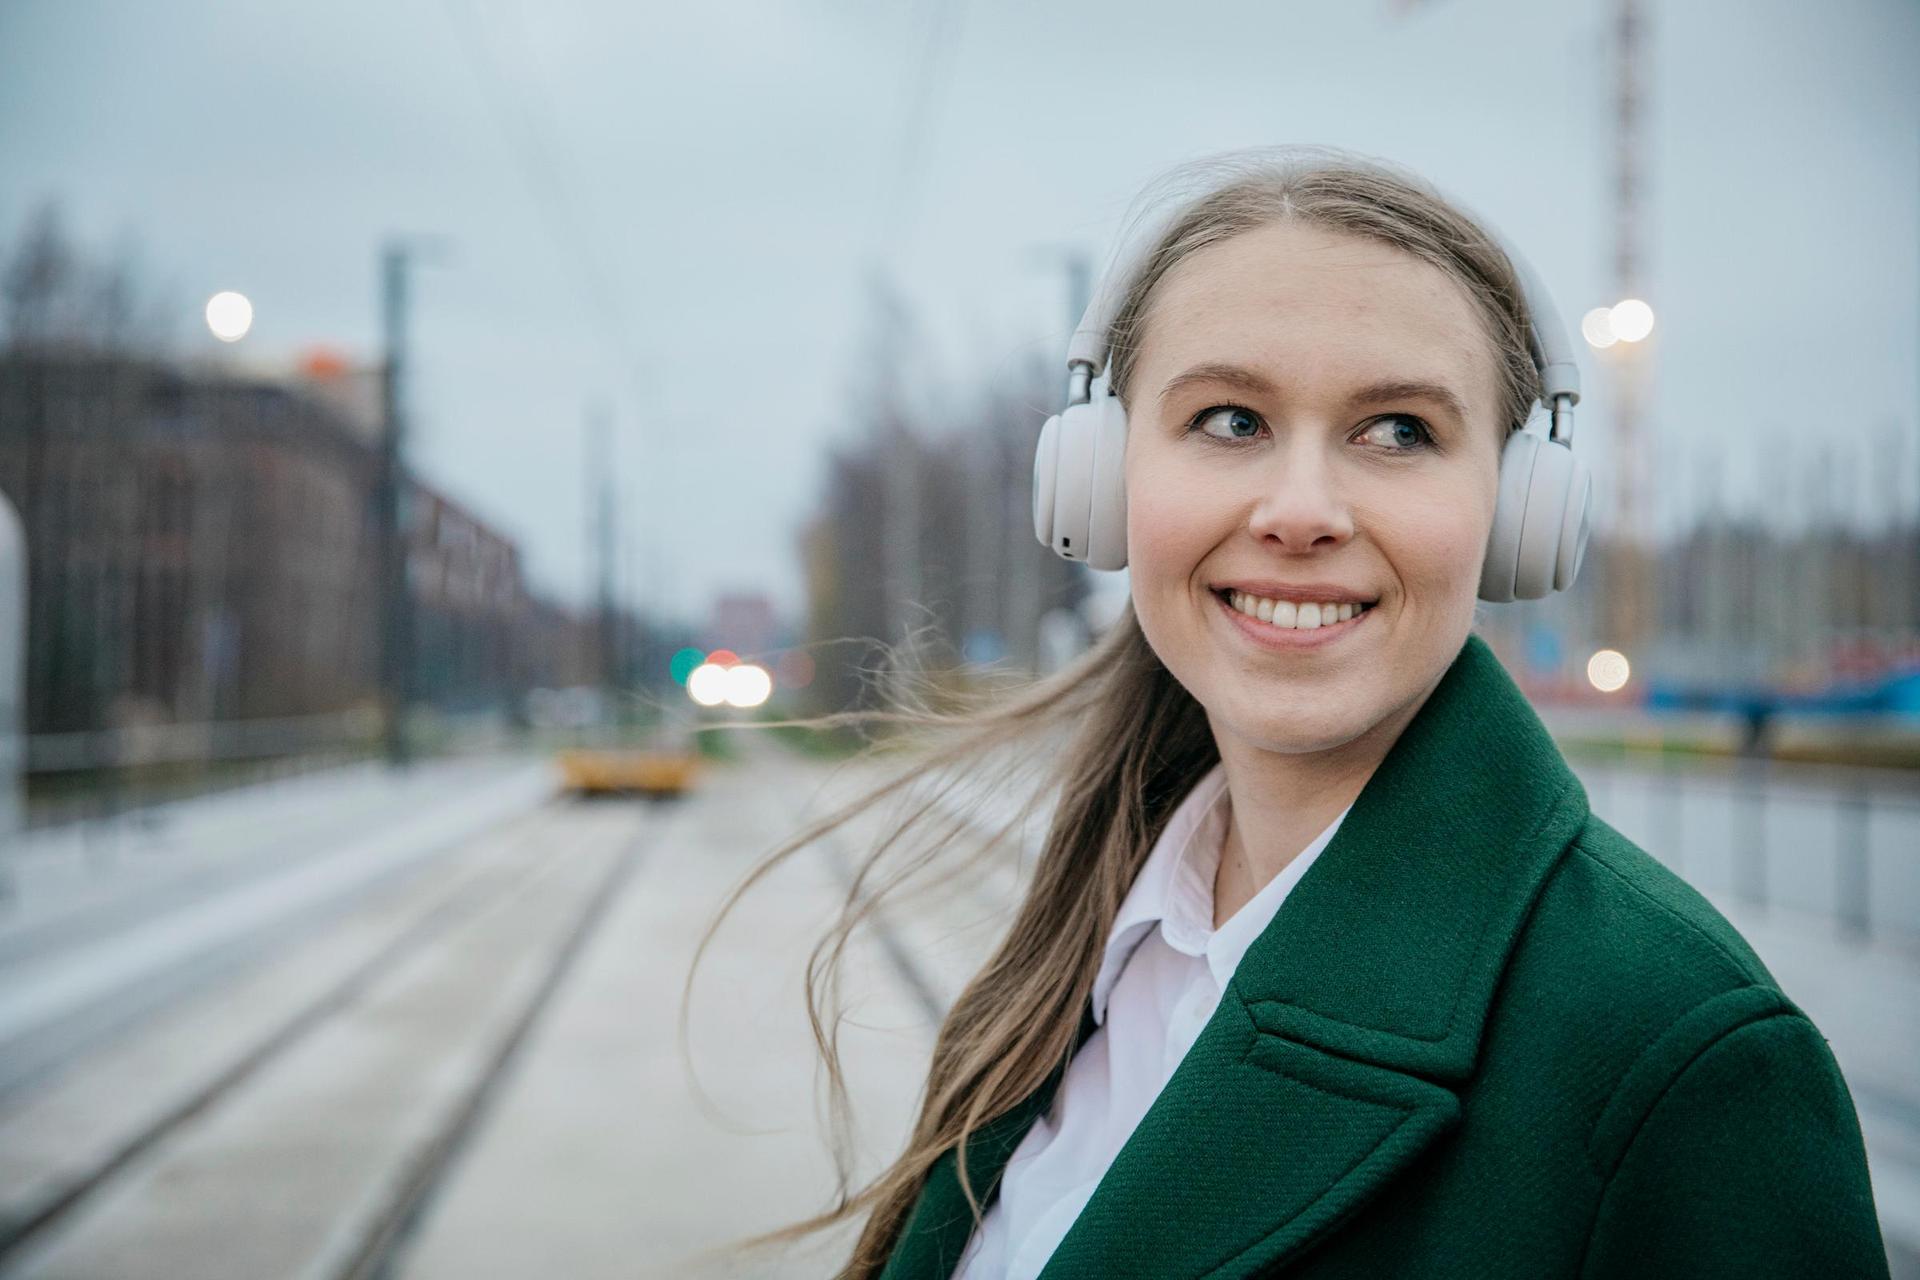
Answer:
[{"left": 690, "top": 146, "right": 1544, "bottom": 1277}]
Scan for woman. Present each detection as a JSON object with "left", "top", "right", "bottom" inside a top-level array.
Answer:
[{"left": 711, "top": 148, "right": 1888, "bottom": 1278}]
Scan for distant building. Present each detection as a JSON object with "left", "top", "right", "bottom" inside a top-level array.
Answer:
[
  {"left": 0, "top": 350, "right": 583, "bottom": 743},
  {"left": 706, "top": 591, "right": 780, "bottom": 659},
  {"left": 409, "top": 485, "right": 534, "bottom": 712},
  {"left": 800, "top": 352, "right": 1087, "bottom": 712}
]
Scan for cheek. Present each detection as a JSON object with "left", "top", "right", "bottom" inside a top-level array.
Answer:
[
  {"left": 1124, "top": 442, "right": 1235, "bottom": 589},
  {"left": 1369, "top": 467, "right": 1497, "bottom": 600}
]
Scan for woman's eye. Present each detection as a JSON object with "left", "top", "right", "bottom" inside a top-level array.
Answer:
[
  {"left": 1357, "top": 414, "right": 1433, "bottom": 451},
  {"left": 1192, "top": 406, "right": 1264, "bottom": 440}
]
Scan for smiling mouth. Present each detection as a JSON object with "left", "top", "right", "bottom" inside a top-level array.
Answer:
[{"left": 1214, "top": 588, "right": 1377, "bottom": 631}]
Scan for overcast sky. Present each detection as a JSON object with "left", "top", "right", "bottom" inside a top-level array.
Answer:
[{"left": 2, "top": 0, "right": 1914, "bottom": 623}]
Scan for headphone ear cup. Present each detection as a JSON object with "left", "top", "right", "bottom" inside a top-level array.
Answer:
[
  {"left": 1040, "top": 401, "right": 1097, "bottom": 563},
  {"left": 1554, "top": 454, "right": 1592, "bottom": 592},
  {"left": 1480, "top": 429, "right": 1538, "bottom": 603},
  {"left": 1033, "top": 396, "right": 1130, "bottom": 569},
  {"left": 1511, "top": 435, "right": 1583, "bottom": 600},
  {"left": 1032, "top": 412, "right": 1062, "bottom": 549},
  {"left": 1481, "top": 428, "right": 1588, "bottom": 602},
  {"left": 1084, "top": 394, "right": 1129, "bottom": 570}
]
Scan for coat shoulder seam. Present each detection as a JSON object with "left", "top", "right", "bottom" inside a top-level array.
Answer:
[
  {"left": 1565, "top": 832, "right": 1763, "bottom": 984},
  {"left": 1576, "top": 1007, "right": 1811, "bottom": 1278}
]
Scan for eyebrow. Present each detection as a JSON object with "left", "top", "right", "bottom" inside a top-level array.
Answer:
[
  {"left": 1156, "top": 363, "right": 1471, "bottom": 422},
  {"left": 1156, "top": 362, "right": 1277, "bottom": 404},
  {"left": 1349, "top": 378, "right": 1471, "bottom": 423}
]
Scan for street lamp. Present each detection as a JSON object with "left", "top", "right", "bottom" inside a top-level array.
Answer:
[
  {"left": 204, "top": 291, "right": 254, "bottom": 343},
  {"left": 1581, "top": 306, "right": 1618, "bottom": 349},
  {"left": 1609, "top": 298, "right": 1655, "bottom": 343},
  {"left": 1587, "top": 648, "right": 1632, "bottom": 693},
  {"left": 1581, "top": 299, "right": 1656, "bottom": 350}
]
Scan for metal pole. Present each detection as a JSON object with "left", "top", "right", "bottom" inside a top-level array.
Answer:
[
  {"left": 378, "top": 243, "right": 416, "bottom": 768},
  {"left": 0, "top": 488, "right": 25, "bottom": 859},
  {"left": 1836, "top": 788, "right": 1871, "bottom": 941},
  {"left": 1736, "top": 762, "right": 1768, "bottom": 912},
  {"left": 1610, "top": 0, "right": 1651, "bottom": 655},
  {"left": 587, "top": 403, "right": 617, "bottom": 718}
]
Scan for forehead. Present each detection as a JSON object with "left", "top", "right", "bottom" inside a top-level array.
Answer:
[{"left": 1135, "top": 220, "right": 1501, "bottom": 413}]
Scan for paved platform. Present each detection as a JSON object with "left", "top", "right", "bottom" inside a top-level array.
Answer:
[{"left": 391, "top": 755, "right": 951, "bottom": 1279}]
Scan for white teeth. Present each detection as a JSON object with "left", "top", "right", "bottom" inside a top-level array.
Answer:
[{"left": 1223, "top": 591, "right": 1370, "bottom": 630}]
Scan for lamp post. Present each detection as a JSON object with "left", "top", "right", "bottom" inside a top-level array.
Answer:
[
  {"left": 377, "top": 246, "right": 413, "bottom": 766},
  {"left": 375, "top": 238, "right": 450, "bottom": 767},
  {"left": 0, "top": 489, "right": 25, "bottom": 853}
]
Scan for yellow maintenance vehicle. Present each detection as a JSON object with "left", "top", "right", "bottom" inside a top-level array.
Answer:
[{"left": 557, "top": 720, "right": 703, "bottom": 799}]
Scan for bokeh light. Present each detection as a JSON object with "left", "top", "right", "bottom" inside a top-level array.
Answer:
[
  {"left": 722, "top": 663, "right": 773, "bottom": 709},
  {"left": 1580, "top": 306, "right": 1618, "bottom": 349},
  {"left": 205, "top": 291, "right": 254, "bottom": 342},
  {"left": 686, "top": 662, "right": 729, "bottom": 706},
  {"left": 1609, "top": 298, "right": 1655, "bottom": 343},
  {"left": 706, "top": 648, "right": 739, "bottom": 667},
  {"left": 1587, "top": 648, "right": 1631, "bottom": 693},
  {"left": 298, "top": 345, "right": 350, "bottom": 378},
  {"left": 669, "top": 647, "right": 705, "bottom": 686}
]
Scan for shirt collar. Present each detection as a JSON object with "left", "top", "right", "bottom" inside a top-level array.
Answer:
[{"left": 1089, "top": 762, "right": 1351, "bottom": 1024}]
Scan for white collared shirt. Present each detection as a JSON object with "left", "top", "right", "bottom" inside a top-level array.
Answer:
[{"left": 954, "top": 762, "right": 1350, "bottom": 1280}]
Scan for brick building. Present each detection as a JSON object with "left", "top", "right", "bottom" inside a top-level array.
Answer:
[{"left": 0, "top": 351, "right": 572, "bottom": 741}]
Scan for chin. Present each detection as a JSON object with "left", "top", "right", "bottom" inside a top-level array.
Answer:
[{"left": 1209, "top": 699, "right": 1383, "bottom": 759}]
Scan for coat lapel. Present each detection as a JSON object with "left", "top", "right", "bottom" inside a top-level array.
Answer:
[{"left": 1038, "top": 633, "right": 1591, "bottom": 1278}]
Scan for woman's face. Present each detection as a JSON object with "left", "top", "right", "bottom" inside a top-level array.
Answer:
[{"left": 1125, "top": 219, "right": 1505, "bottom": 761}]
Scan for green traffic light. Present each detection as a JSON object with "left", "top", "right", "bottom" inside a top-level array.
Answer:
[{"left": 669, "top": 647, "right": 705, "bottom": 686}]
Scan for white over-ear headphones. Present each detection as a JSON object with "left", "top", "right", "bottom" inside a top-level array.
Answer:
[{"left": 1032, "top": 171, "right": 1592, "bottom": 603}]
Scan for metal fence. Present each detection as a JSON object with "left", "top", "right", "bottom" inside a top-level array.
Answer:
[{"left": 1576, "top": 756, "right": 1920, "bottom": 947}]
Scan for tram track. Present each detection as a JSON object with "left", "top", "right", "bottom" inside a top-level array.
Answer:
[
  {"left": 0, "top": 801, "right": 650, "bottom": 1280},
  {"left": 335, "top": 821, "right": 644, "bottom": 1280},
  {"left": 0, "top": 827, "right": 542, "bottom": 1269}
]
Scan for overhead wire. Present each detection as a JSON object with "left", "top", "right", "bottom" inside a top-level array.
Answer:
[
  {"left": 870, "top": 0, "right": 971, "bottom": 268},
  {"left": 442, "top": 0, "right": 642, "bottom": 376},
  {"left": 441, "top": 0, "right": 664, "bottom": 621}
]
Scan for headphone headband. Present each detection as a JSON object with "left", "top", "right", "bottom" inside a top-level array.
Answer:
[{"left": 1062, "top": 155, "right": 1580, "bottom": 442}]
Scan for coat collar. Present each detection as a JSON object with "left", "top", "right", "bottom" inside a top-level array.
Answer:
[
  {"left": 881, "top": 634, "right": 1590, "bottom": 1279},
  {"left": 1089, "top": 761, "right": 1351, "bottom": 1026}
]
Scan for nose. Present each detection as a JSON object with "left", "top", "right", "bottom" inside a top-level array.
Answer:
[{"left": 1245, "top": 443, "right": 1356, "bottom": 551}]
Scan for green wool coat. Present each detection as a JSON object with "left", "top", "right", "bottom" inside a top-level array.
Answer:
[{"left": 878, "top": 634, "right": 1889, "bottom": 1279}]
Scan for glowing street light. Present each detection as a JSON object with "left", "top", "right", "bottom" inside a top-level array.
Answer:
[
  {"left": 1609, "top": 298, "right": 1655, "bottom": 343},
  {"left": 722, "top": 663, "right": 773, "bottom": 709},
  {"left": 1587, "top": 649, "right": 1631, "bottom": 693},
  {"left": 205, "top": 291, "right": 254, "bottom": 343},
  {"left": 1581, "top": 300, "right": 1656, "bottom": 350},
  {"left": 1580, "top": 306, "right": 1618, "bottom": 349},
  {"left": 686, "top": 662, "right": 729, "bottom": 707}
]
